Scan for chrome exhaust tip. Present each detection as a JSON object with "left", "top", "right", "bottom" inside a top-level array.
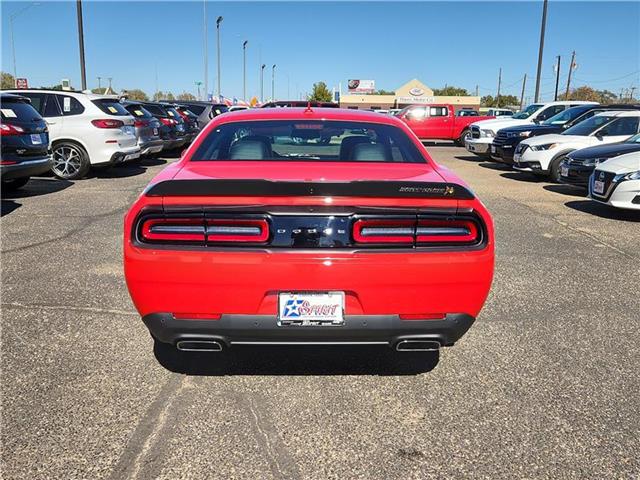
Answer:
[
  {"left": 176, "top": 339, "right": 223, "bottom": 352},
  {"left": 395, "top": 340, "right": 440, "bottom": 352}
]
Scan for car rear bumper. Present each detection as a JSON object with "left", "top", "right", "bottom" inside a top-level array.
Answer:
[
  {"left": 0, "top": 156, "right": 52, "bottom": 180},
  {"left": 139, "top": 139, "right": 164, "bottom": 156},
  {"left": 143, "top": 312, "right": 476, "bottom": 348},
  {"left": 108, "top": 147, "right": 141, "bottom": 165}
]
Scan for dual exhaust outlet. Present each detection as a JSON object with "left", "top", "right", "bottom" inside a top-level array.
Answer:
[{"left": 175, "top": 338, "right": 440, "bottom": 352}]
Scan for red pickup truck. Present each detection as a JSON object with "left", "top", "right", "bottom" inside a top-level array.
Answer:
[{"left": 398, "top": 104, "right": 495, "bottom": 145}]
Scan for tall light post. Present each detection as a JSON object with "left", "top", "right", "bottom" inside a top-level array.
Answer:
[
  {"left": 203, "top": 0, "right": 208, "bottom": 102},
  {"left": 76, "top": 0, "right": 87, "bottom": 90},
  {"left": 243, "top": 40, "right": 248, "bottom": 101},
  {"left": 534, "top": 0, "right": 548, "bottom": 102},
  {"left": 216, "top": 16, "right": 223, "bottom": 97},
  {"left": 10, "top": 2, "right": 40, "bottom": 83},
  {"left": 271, "top": 64, "right": 276, "bottom": 101},
  {"left": 260, "top": 64, "right": 266, "bottom": 102}
]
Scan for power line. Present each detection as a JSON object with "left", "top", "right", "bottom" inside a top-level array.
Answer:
[{"left": 573, "top": 70, "right": 640, "bottom": 84}]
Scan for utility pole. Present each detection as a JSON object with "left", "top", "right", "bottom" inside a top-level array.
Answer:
[
  {"left": 496, "top": 68, "right": 502, "bottom": 107},
  {"left": 553, "top": 55, "right": 561, "bottom": 100},
  {"left": 216, "top": 16, "right": 223, "bottom": 97},
  {"left": 107, "top": 77, "right": 112, "bottom": 94},
  {"left": 520, "top": 74, "right": 527, "bottom": 110},
  {"left": 243, "top": 40, "right": 248, "bottom": 101},
  {"left": 154, "top": 63, "right": 158, "bottom": 100},
  {"left": 630, "top": 86, "right": 637, "bottom": 103},
  {"left": 203, "top": 0, "right": 208, "bottom": 102},
  {"left": 271, "top": 64, "right": 276, "bottom": 101},
  {"left": 76, "top": 0, "right": 87, "bottom": 90},
  {"left": 565, "top": 50, "right": 576, "bottom": 98},
  {"left": 534, "top": 0, "right": 548, "bottom": 102},
  {"left": 195, "top": 81, "right": 202, "bottom": 100},
  {"left": 97, "top": 76, "right": 102, "bottom": 92},
  {"left": 260, "top": 64, "right": 266, "bottom": 102},
  {"left": 475, "top": 85, "right": 479, "bottom": 97}
]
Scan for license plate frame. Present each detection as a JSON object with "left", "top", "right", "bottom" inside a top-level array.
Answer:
[
  {"left": 278, "top": 291, "right": 345, "bottom": 326},
  {"left": 593, "top": 180, "right": 605, "bottom": 194}
]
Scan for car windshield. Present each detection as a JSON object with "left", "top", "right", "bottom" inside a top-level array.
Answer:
[
  {"left": 563, "top": 115, "right": 616, "bottom": 136},
  {"left": 626, "top": 133, "right": 640, "bottom": 143},
  {"left": 92, "top": 99, "right": 130, "bottom": 116},
  {"left": 512, "top": 104, "right": 543, "bottom": 119},
  {"left": 191, "top": 120, "right": 426, "bottom": 163},
  {"left": 542, "top": 106, "right": 589, "bottom": 126},
  {"left": 0, "top": 98, "right": 41, "bottom": 122}
]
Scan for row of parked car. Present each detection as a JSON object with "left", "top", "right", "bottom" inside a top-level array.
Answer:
[
  {"left": 459, "top": 101, "right": 640, "bottom": 211},
  {"left": 0, "top": 89, "right": 233, "bottom": 188}
]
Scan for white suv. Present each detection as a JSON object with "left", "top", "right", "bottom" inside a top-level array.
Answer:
[
  {"left": 589, "top": 151, "right": 640, "bottom": 210},
  {"left": 6, "top": 90, "right": 140, "bottom": 179},
  {"left": 465, "top": 101, "right": 597, "bottom": 156},
  {"left": 513, "top": 111, "right": 640, "bottom": 181}
]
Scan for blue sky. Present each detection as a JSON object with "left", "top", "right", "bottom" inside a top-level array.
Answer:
[{"left": 2, "top": 1, "right": 639, "bottom": 102}]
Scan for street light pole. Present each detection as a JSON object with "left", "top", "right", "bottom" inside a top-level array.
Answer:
[
  {"left": 534, "top": 0, "right": 548, "bottom": 102},
  {"left": 203, "top": 0, "right": 208, "bottom": 102},
  {"left": 271, "top": 64, "right": 276, "bottom": 101},
  {"left": 76, "top": 0, "right": 87, "bottom": 90},
  {"left": 10, "top": 2, "right": 40, "bottom": 83},
  {"left": 243, "top": 40, "right": 248, "bottom": 101},
  {"left": 216, "top": 16, "right": 223, "bottom": 97},
  {"left": 260, "top": 64, "right": 266, "bottom": 102}
]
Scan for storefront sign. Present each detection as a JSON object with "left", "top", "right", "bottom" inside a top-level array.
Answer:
[
  {"left": 396, "top": 96, "right": 436, "bottom": 104},
  {"left": 348, "top": 79, "right": 375, "bottom": 94},
  {"left": 15, "top": 78, "right": 28, "bottom": 89}
]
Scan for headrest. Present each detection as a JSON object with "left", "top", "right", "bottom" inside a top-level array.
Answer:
[{"left": 350, "top": 142, "right": 390, "bottom": 162}]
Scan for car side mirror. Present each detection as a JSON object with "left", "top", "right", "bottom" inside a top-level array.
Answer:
[
  {"left": 596, "top": 130, "right": 606, "bottom": 140},
  {"left": 533, "top": 118, "right": 540, "bottom": 124}
]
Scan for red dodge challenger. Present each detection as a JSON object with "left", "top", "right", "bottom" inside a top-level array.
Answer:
[{"left": 124, "top": 107, "right": 494, "bottom": 356}]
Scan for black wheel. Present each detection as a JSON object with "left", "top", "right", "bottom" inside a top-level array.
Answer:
[
  {"left": 2, "top": 176, "right": 30, "bottom": 191},
  {"left": 456, "top": 129, "right": 470, "bottom": 147},
  {"left": 549, "top": 155, "right": 568, "bottom": 183},
  {"left": 51, "top": 142, "right": 90, "bottom": 180}
]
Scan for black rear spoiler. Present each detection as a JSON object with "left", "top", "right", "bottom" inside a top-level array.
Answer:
[{"left": 144, "top": 179, "right": 475, "bottom": 200}]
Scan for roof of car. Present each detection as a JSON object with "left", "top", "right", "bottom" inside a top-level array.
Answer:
[
  {"left": 0, "top": 92, "right": 29, "bottom": 101},
  {"left": 594, "top": 110, "right": 640, "bottom": 117},
  {"left": 4, "top": 89, "right": 120, "bottom": 101},
  {"left": 215, "top": 107, "right": 405, "bottom": 125}
]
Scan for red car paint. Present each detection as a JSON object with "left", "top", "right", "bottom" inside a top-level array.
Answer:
[
  {"left": 124, "top": 108, "right": 494, "bottom": 352},
  {"left": 398, "top": 104, "right": 495, "bottom": 143}
]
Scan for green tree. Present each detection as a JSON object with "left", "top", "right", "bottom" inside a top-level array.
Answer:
[
  {"left": 374, "top": 89, "right": 395, "bottom": 95},
  {"left": 177, "top": 91, "right": 196, "bottom": 101},
  {"left": 559, "top": 86, "right": 600, "bottom": 102},
  {"left": 433, "top": 86, "right": 469, "bottom": 96},
  {"left": 1, "top": 71, "right": 16, "bottom": 89},
  {"left": 308, "top": 82, "right": 332, "bottom": 102},
  {"left": 481, "top": 94, "right": 519, "bottom": 107},
  {"left": 124, "top": 89, "right": 149, "bottom": 101},
  {"left": 91, "top": 88, "right": 106, "bottom": 94},
  {"left": 153, "top": 90, "right": 175, "bottom": 101}
]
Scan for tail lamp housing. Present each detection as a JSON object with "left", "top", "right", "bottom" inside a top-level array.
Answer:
[
  {"left": 91, "top": 119, "right": 124, "bottom": 129},
  {"left": 0, "top": 123, "right": 25, "bottom": 136}
]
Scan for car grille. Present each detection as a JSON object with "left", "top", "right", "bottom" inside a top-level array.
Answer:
[
  {"left": 591, "top": 170, "right": 617, "bottom": 199},
  {"left": 515, "top": 143, "right": 529, "bottom": 155},
  {"left": 492, "top": 130, "right": 509, "bottom": 146},
  {"left": 471, "top": 126, "right": 480, "bottom": 139}
]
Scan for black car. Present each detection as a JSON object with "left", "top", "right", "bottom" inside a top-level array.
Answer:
[
  {"left": 1, "top": 93, "right": 52, "bottom": 190},
  {"left": 559, "top": 133, "right": 640, "bottom": 187},
  {"left": 261, "top": 100, "right": 338, "bottom": 108},
  {"left": 122, "top": 102, "right": 164, "bottom": 157},
  {"left": 139, "top": 102, "right": 187, "bottom": 151},
  {"left": 491, "top": 104, "right": 640, "bottom": 164},
  {"left": 169, "top": 101, "right": 228, "bottom": 130},
  {"left": 165, "top": 104, "right": 200, "bottom": 142}
]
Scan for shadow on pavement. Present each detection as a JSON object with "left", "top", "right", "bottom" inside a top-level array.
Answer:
[
  {"left": 543, "top": 184, "right": 587, "bottom": 198},
  {"left": 1, "top": 177, "right": 74, "bottom": 200},
  {"left": 499, "top": 171, "right": 543, "bottom": 182},
  {"left": 154, "top": 342, "right": 440, "bottom": 376},
  {"left": 479, "top": 162, "right": 510, "bottom": 171},
  {"left": 1, "top": 200, "right": 21, "bottom": 217},
  {"left": 454, "top": 155, "right": 485, "bottom": 162},
  {"left": 91, "top": 164, "right": 147, "bottom": 179},
  {"left": 565, "top": 200, "right": 640, "bottom": 222}
]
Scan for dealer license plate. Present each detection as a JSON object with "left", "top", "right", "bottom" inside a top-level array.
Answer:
[
  {"left": 561, "top": 166, "right": 569, "bottom": 177},
  {"left": 278, "top": 292, "right": 344, "bottom": 326},
  {"left": 490, "top": 145, "right": 496, "bottom": 154},
  {"left": 30, "top": 134, "right": 42, "bottom": 145},
  {"left": 593, "top": 180, "right": 605, "bottom": 194}
]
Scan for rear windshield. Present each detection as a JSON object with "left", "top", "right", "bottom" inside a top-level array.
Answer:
[
  {"left": 563, "top": 115, "right": 616, "bottom": 136},
  {"left": 191, "top": 120, "right": 426, "bottom": 163},
  {"left": 92, "top": 99, "right": 130, "bottom": 116},
  {"left": 164, "top": 107, "right": 184, "bottom": 122},
  {"left": 1, "top": 98, "right": 41, "bottom": 122},
  {"left": 125, "top": 105, "right": 154, "bottom": 118},
  {"left": 185, "top": 104, "right": 206, "bottom": 115},
  {"left": 211, "top": 105, "right": 229, "bottom": 116},
  {"left": 142, "top": 104, "right": 167, "bottom": 116},
  {"left": 512, "top": 104, "right": 543, "bottom": 119}
]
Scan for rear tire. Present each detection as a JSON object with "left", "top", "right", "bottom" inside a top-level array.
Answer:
[
  {"left": 51, "top": 142, "right": 90, "bottom": 180},
  {"left": 1, "top": 176, "right": 30, "bottom": 191}
]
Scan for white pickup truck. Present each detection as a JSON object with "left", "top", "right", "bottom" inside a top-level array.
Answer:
[{"left": 465, "top": 101, "right": 597, "bottom": 156}]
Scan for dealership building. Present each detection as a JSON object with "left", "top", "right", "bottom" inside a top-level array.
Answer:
[{"left": 338, "top": 79, "right": 480, "bottom": 111}]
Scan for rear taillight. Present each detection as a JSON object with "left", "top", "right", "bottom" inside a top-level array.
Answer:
[
  {"left": 416, "top": 218, "right": 479, "bottom": 245},
  {"left": 352, "top": 218, "right": 415, "bottom": 244},
  {"left": 137, "top": 214, "right": 270, "bottom": 245},
  {"left": 134, "top": 120, "right": 149, "bottom": 127},
  {"left": 0, "top": 123, "right": 25, "bottom": 136},
  {"left": 352, "top": 216, "right": 482, "bottom": 247},
  {"left": 91, "top": 119, "right": 124, "bottom": 129},
  {"left": 159, "top": 118, "right": 175, "bottom": 126}
]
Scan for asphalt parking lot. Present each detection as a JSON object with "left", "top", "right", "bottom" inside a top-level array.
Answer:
[{"left": 2, "top": 145, "right": 639, "bottom": 479}]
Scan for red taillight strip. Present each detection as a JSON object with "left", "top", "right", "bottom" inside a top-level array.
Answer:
[
  {"left": 206, "top": 219, "right": 269, "bottom": 243},
  {"left": 416, "top": 219, "right": 479, "bottom": 244},
  {"left": 141, "top": 218, "right": 205, "bottom": 242},
  {"left": 352, "top": 219, "right": 414, "bottom": 244}
]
